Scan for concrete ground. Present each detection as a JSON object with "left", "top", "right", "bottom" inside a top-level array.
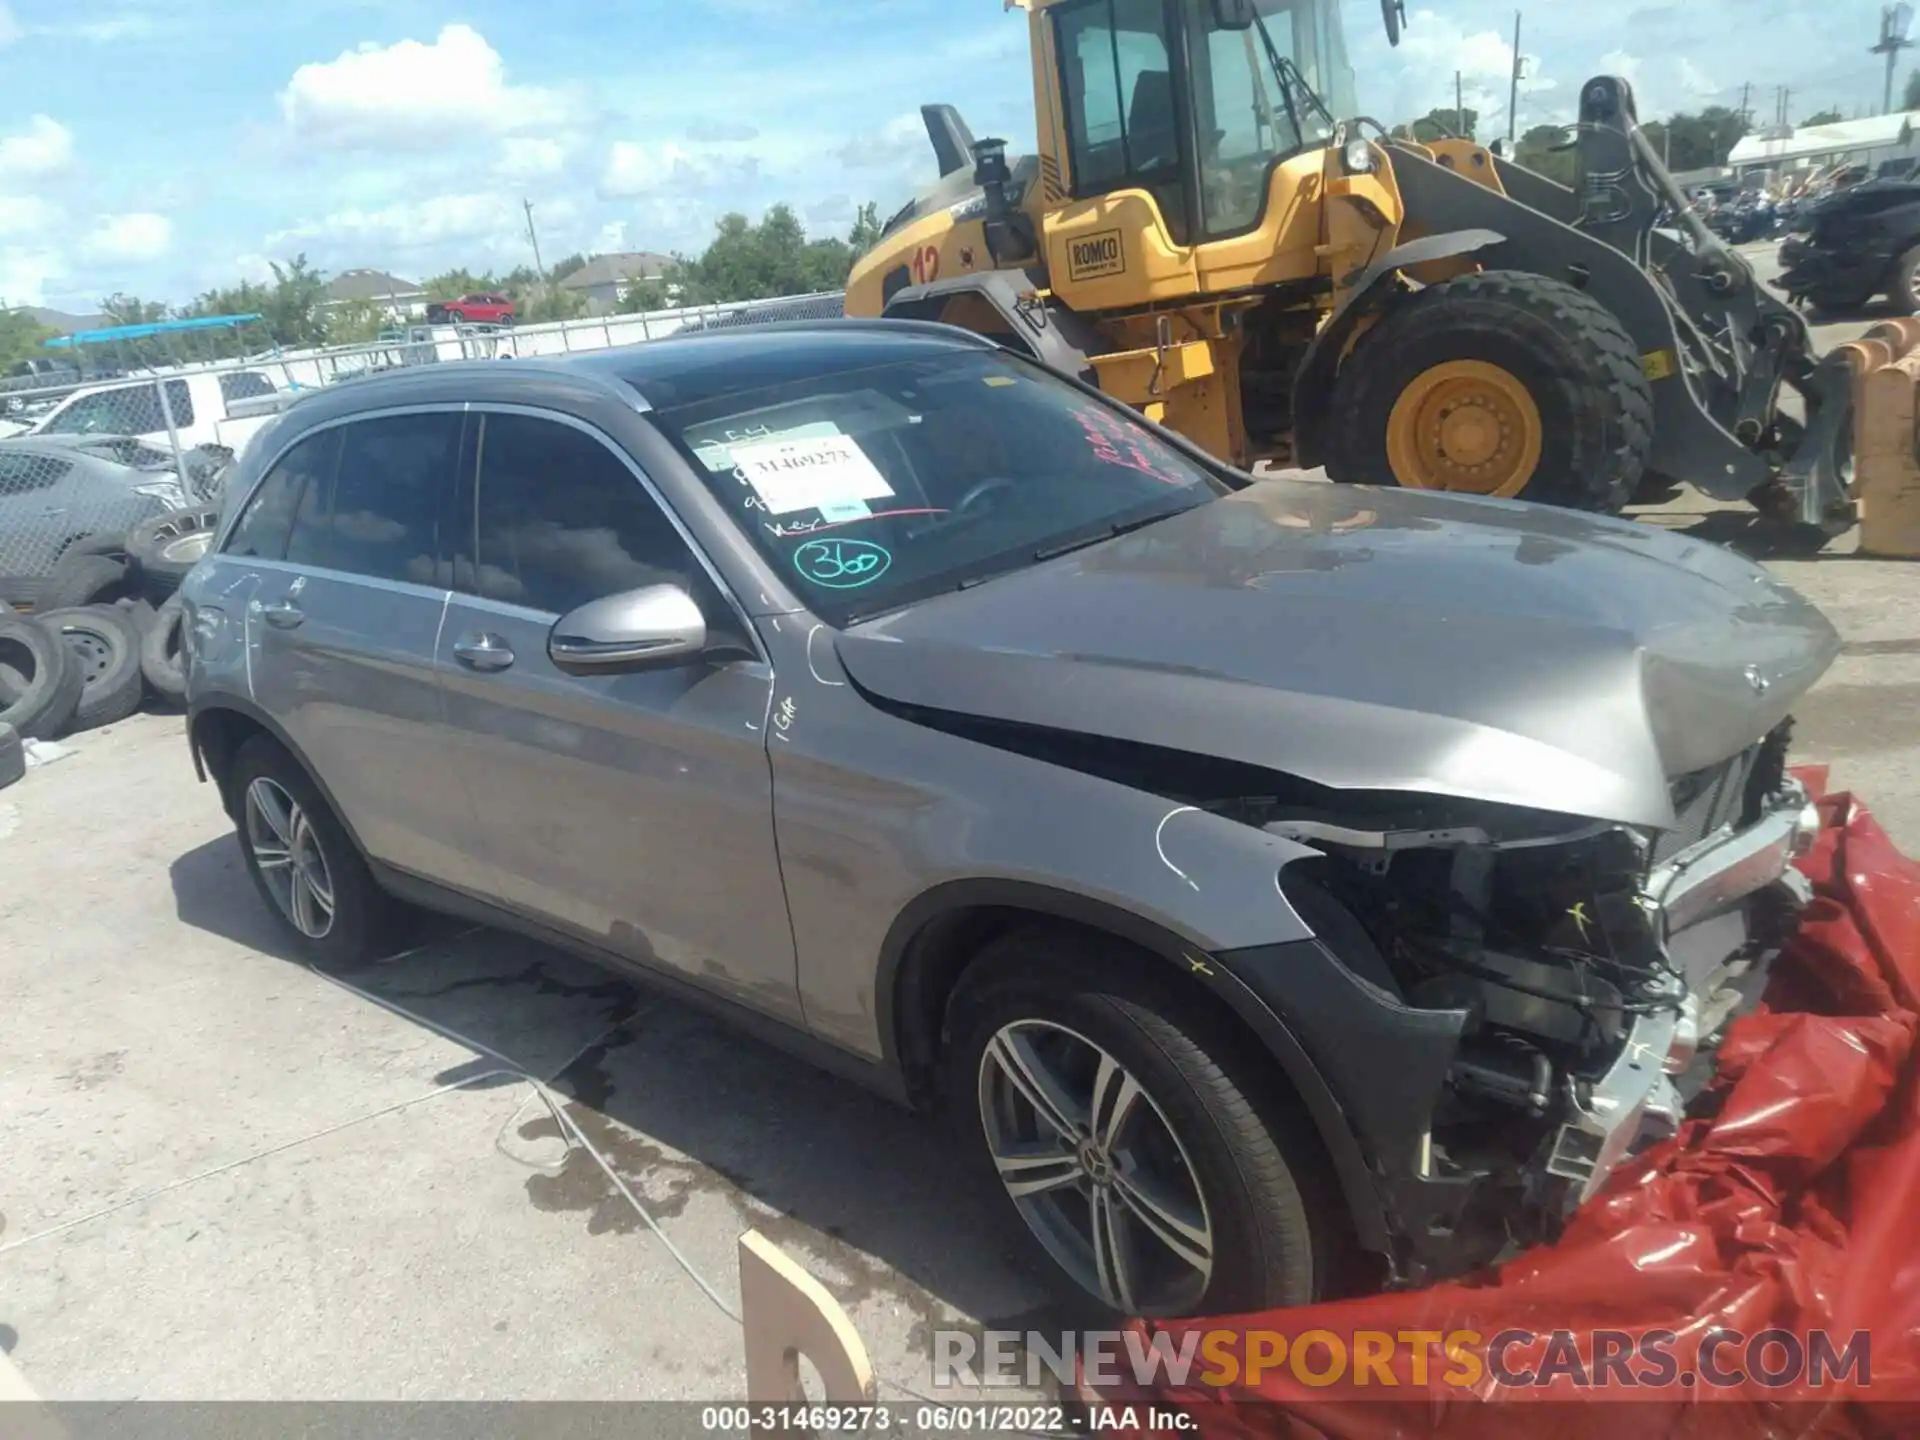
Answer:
[{"left": 1, "top": 241, "right": 1915, "bottom": 1402}]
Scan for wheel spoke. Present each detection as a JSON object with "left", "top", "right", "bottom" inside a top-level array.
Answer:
[
  {"left": 1114, "top": 1169, "right": 1213, "bottom": 1280},
  {"left": 987, "top": 1029, "right": 1084, "bottom": 1142},
  {"left": 1089, "top": 1053, "right": 1144, "bottom": 1153},
  {"left": 247, "top": 780, "right": 294, "bottom": 848},
  {"left": 992, "top": 1142, "right": 1082, "bottom": 1198},
  {"left": 1090, "top": 1187, "right": 1138, "bottom": 1312},
  {"left": 253, "top": 846, "right": 294, "bottom": 872}
]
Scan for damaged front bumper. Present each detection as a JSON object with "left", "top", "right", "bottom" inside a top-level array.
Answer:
[
  {"left": 1544, "top": 780, "right": 1823, "bottom": 1201},
  {"left": 1216, "top": 776, "right": 1826, "bottom": 1287}
]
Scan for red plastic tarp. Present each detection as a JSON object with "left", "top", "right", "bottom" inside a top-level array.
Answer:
[{"left": 1107, "top": 770, "right": 1920, "bottom": 1437}]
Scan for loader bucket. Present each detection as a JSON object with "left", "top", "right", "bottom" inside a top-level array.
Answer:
[{"left": 1841, "top": 319, "right": 1920, "bottom": 557}]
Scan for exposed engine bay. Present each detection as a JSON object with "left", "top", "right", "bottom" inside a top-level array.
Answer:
[{"left": 1229, "top": 721, "right": 1822, "bottom": 1272}]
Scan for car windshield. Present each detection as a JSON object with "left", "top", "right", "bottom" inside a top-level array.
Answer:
[{"left": 648, "top": 348, "right": 1228, "bottom": 624}]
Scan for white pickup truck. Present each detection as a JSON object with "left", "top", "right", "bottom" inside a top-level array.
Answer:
[{"left": 27, "top": 369, "right": 295, "bottom": 456}]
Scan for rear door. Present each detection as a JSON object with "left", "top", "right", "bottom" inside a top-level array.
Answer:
[
  {"left": 435, "top": 407, "right": 798, "bottom": 1021},
  {"left": 251, "top": 409, "right": 486, "bottom": 886}
]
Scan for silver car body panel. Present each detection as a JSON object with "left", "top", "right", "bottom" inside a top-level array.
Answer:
[{"left": 835, "top": 481, "right": 1840, "bottom": 831}]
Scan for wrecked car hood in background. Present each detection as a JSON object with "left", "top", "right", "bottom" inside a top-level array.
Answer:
[{"left": 835, "top": 482, "right": 1841, "bottom": 831}]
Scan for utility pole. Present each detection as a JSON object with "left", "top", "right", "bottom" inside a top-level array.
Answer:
[
  {"left": 1738, "top": 81, "right": 1752, "bottom": 127},
  {"left": 1874, "top": 4, "right": 1916, "bottom": 113},
  {"left": 1456, "top": 70, "right": 1465, "bottom": 135},
  {"left": 1508, "top": 11, "right": 1523, "bottom": 144},
  {"left": 523, "top": 198, "right": 546, "bottom": 278}
]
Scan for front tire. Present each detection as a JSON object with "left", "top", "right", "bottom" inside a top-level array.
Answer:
[
  {"left": 1325, "top": 271, "right": 1654, "bottom": 514},
  {"left": 943, "top": 931, "right": 1338, "bottom": 1319},
  {"left": 230, "top": 735, "right": 405, "bottom": 965}
]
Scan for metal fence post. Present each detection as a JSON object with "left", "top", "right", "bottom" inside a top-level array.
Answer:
[{"left": 154, "top": 377, "right": 188, "bottom": 475}]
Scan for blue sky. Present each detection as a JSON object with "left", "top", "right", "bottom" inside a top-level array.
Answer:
[{"left": 0, "top": 0, "right": 1905, "bottom": 312}]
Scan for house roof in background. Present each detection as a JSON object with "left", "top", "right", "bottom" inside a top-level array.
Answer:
[
  {"left": 325, "top": 269, "right": 424, "bottom": 302},
  {"left": 559, "top": 251, "right": 673, "bottom": 290}
]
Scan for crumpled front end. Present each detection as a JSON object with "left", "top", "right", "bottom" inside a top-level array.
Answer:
[{"left": 1222, "top": 722, "right": 1825, "bottom": 1285}]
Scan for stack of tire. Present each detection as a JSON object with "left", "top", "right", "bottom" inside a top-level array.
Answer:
[{"left": 0, "top": 505, "right": 221, "bottom": 742}]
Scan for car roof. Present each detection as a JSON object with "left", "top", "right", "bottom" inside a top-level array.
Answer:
[{"left": 277, "top": 319, "right": 999, "bottom": 425}]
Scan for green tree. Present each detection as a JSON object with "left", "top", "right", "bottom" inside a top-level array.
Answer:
[
  {"left": 1800, "top": 108, "right": 1845, "bottom": 127},
  {"left": 0, "top": 306, "right": 58, "bottom": 370},
  {"left": 99, "top": 293, "right": 167, "bottom": 328},
  {"left": 847, "top": 202, "right": 884, "bottom": 254},
  {"left": 549, "top": 252, "right": 590, "bottom": 282},
  {"left": 515, "top": 282, "right": 589, "bottom": 323},
  {"left": 325, "top": 298, "right": 385, "bottom": 346},
  {"left": 1513, "top": 122, "right": 1578, "bottom": 186},
  {"left": 1410, "top": 106, "right": 1478, "bottom": 141},
  {"left": 1905, "top": 69, "right": 1920, "bottom": 111},
  {"left": 262, "top": 255, "right": 330, "bottom": 348},
  {"left": 424, "top": 268, "right": 498, "bottom": 300}
]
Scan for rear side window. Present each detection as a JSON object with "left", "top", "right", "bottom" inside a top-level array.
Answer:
[
  {"left": 226, "top": 430, "right": 337, "bottom": 560},
  {"left": 218, "top": 372, "right": 276, "bottom": 409},
  {"left": 285, "top": 413, "right": 455, "bottom": 585},
  {"left": 464, "top": 412, "right": 694, "bottom": 615},
  {"left": 164, "top": 378, "right": 195, "bottom": 427},
  {"left": 0, "top": 454, "right": 69, "bottom": 495}
]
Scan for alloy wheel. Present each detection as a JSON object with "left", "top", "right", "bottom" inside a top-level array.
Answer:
[
  {"left": 977, "top": 1019, "right": 1214, "bottom": 1315},
  {"left": 244, "top": 776, "right": 336, "bottom": 939}
]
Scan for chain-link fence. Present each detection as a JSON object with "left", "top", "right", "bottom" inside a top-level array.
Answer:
[{"left": 2, "top": 289, "right": 850, "bottom": 607}]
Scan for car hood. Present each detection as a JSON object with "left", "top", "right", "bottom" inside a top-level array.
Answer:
[{"left": 834, "top": 482, "right": 1841, "bottom": 830}]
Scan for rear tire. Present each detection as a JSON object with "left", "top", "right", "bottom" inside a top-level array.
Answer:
[
  {"left": 229, "top": 735, "right": 406, "bottom": 966},
  {"left": 1326, "top": 270, "right": 1654, "bottom": 514},
  {"left": 1889, "top": 246, "right": 1920, "bottom": 315},
  {"left": 942, "top": 930, "right": 1339, "bottom": 1319}
]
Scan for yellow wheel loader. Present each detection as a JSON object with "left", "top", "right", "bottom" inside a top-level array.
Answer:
[{"left": 844, "top": 0, "right": 1857, "bottom": 528}]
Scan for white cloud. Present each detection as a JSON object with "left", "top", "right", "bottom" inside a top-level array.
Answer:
[
  {"left": 0, "top": 246, "right": 59, "bottom": 306},
  {"left": 278, "top": 25, "right": 572, "bottom": 151},
  {"left": 495, "top": 136, "right": 571, "bottom": 181},
  {"left": 0, "top": 115, "right": 74, "bottom": 180},
  {"left": 0, "top": 0, "right": 20, "bottom": 47},
  {"left": 84, "top": 212, "right": 173, "bottom": 262},
  {"left": 269, "top": 193, "right": 516, "bottom": 251},
  {"left": 837, "top": 111, "right": 925, "bottom": 171},
  {"left": 0, "top": 194, "right": 59, "bottom": 236},
  {"left": 599, "top": 139, "right": 760, "bottom": 198}
]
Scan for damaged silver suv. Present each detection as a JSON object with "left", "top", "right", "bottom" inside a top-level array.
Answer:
[{"left": 181, "top": 322, "right": 1838, "bottom": 1319}]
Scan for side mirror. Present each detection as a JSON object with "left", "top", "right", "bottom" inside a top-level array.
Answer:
[
  {"left": 1381, "top": 0, "right": 1406, "bottom": 45},
  {"left": 549, "top": 584, "right": 708, "bottom": 674},
  {"left": 1210, "top": 0, "right": 1256, "bottom": 29}
]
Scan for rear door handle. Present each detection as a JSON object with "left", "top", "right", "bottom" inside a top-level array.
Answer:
[
  {"left": 259, "top": 600, "right": 305, "bottom": 630},
  {"left": 453, "top": 632, "right": 515, "bottom": 672}
]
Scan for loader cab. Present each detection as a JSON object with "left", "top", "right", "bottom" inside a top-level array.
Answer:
[{"left": 1040, "top": 0, "right": 1356, "bottom": 248}]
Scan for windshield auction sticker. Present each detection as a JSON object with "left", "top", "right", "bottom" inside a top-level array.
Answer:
[{"left": 729, "top": 434, "right": 896, "bottom": 516}]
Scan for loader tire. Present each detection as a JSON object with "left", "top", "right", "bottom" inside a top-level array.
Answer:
[{"left": 1326, "top": 271, "right": 1654, "bottom": 515}]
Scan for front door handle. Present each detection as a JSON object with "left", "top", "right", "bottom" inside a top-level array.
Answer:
[
  {"left": 453, "top": 632, "right": 515, "bottom": 672},
  {"left": 259, "top": 599, "right": 305, "bottom": 630}
]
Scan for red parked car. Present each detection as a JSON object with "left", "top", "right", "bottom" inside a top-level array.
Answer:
[{"left": 426, "top": 292, "right": 515, "bottom": 325}]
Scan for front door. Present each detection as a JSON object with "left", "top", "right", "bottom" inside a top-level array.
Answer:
[{"left": 434, "top": 409, "right": 799, "bottom": 1022}]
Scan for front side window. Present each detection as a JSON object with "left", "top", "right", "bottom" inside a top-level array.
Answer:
[
  {"left": 227, "top": 430, "right": 337, "bottom": 560},
  {"left": 283, "top": 414, "right": 454, "bottom": 585},
  {"left": 1056, "top": 0, "right": 1187, "bottom": 242},
  {"left": 649, "top": 348, "right": 1224, "bottom": 626},
  {"left": 463, "top": 412, "right": 694, "bottom": 617}
]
